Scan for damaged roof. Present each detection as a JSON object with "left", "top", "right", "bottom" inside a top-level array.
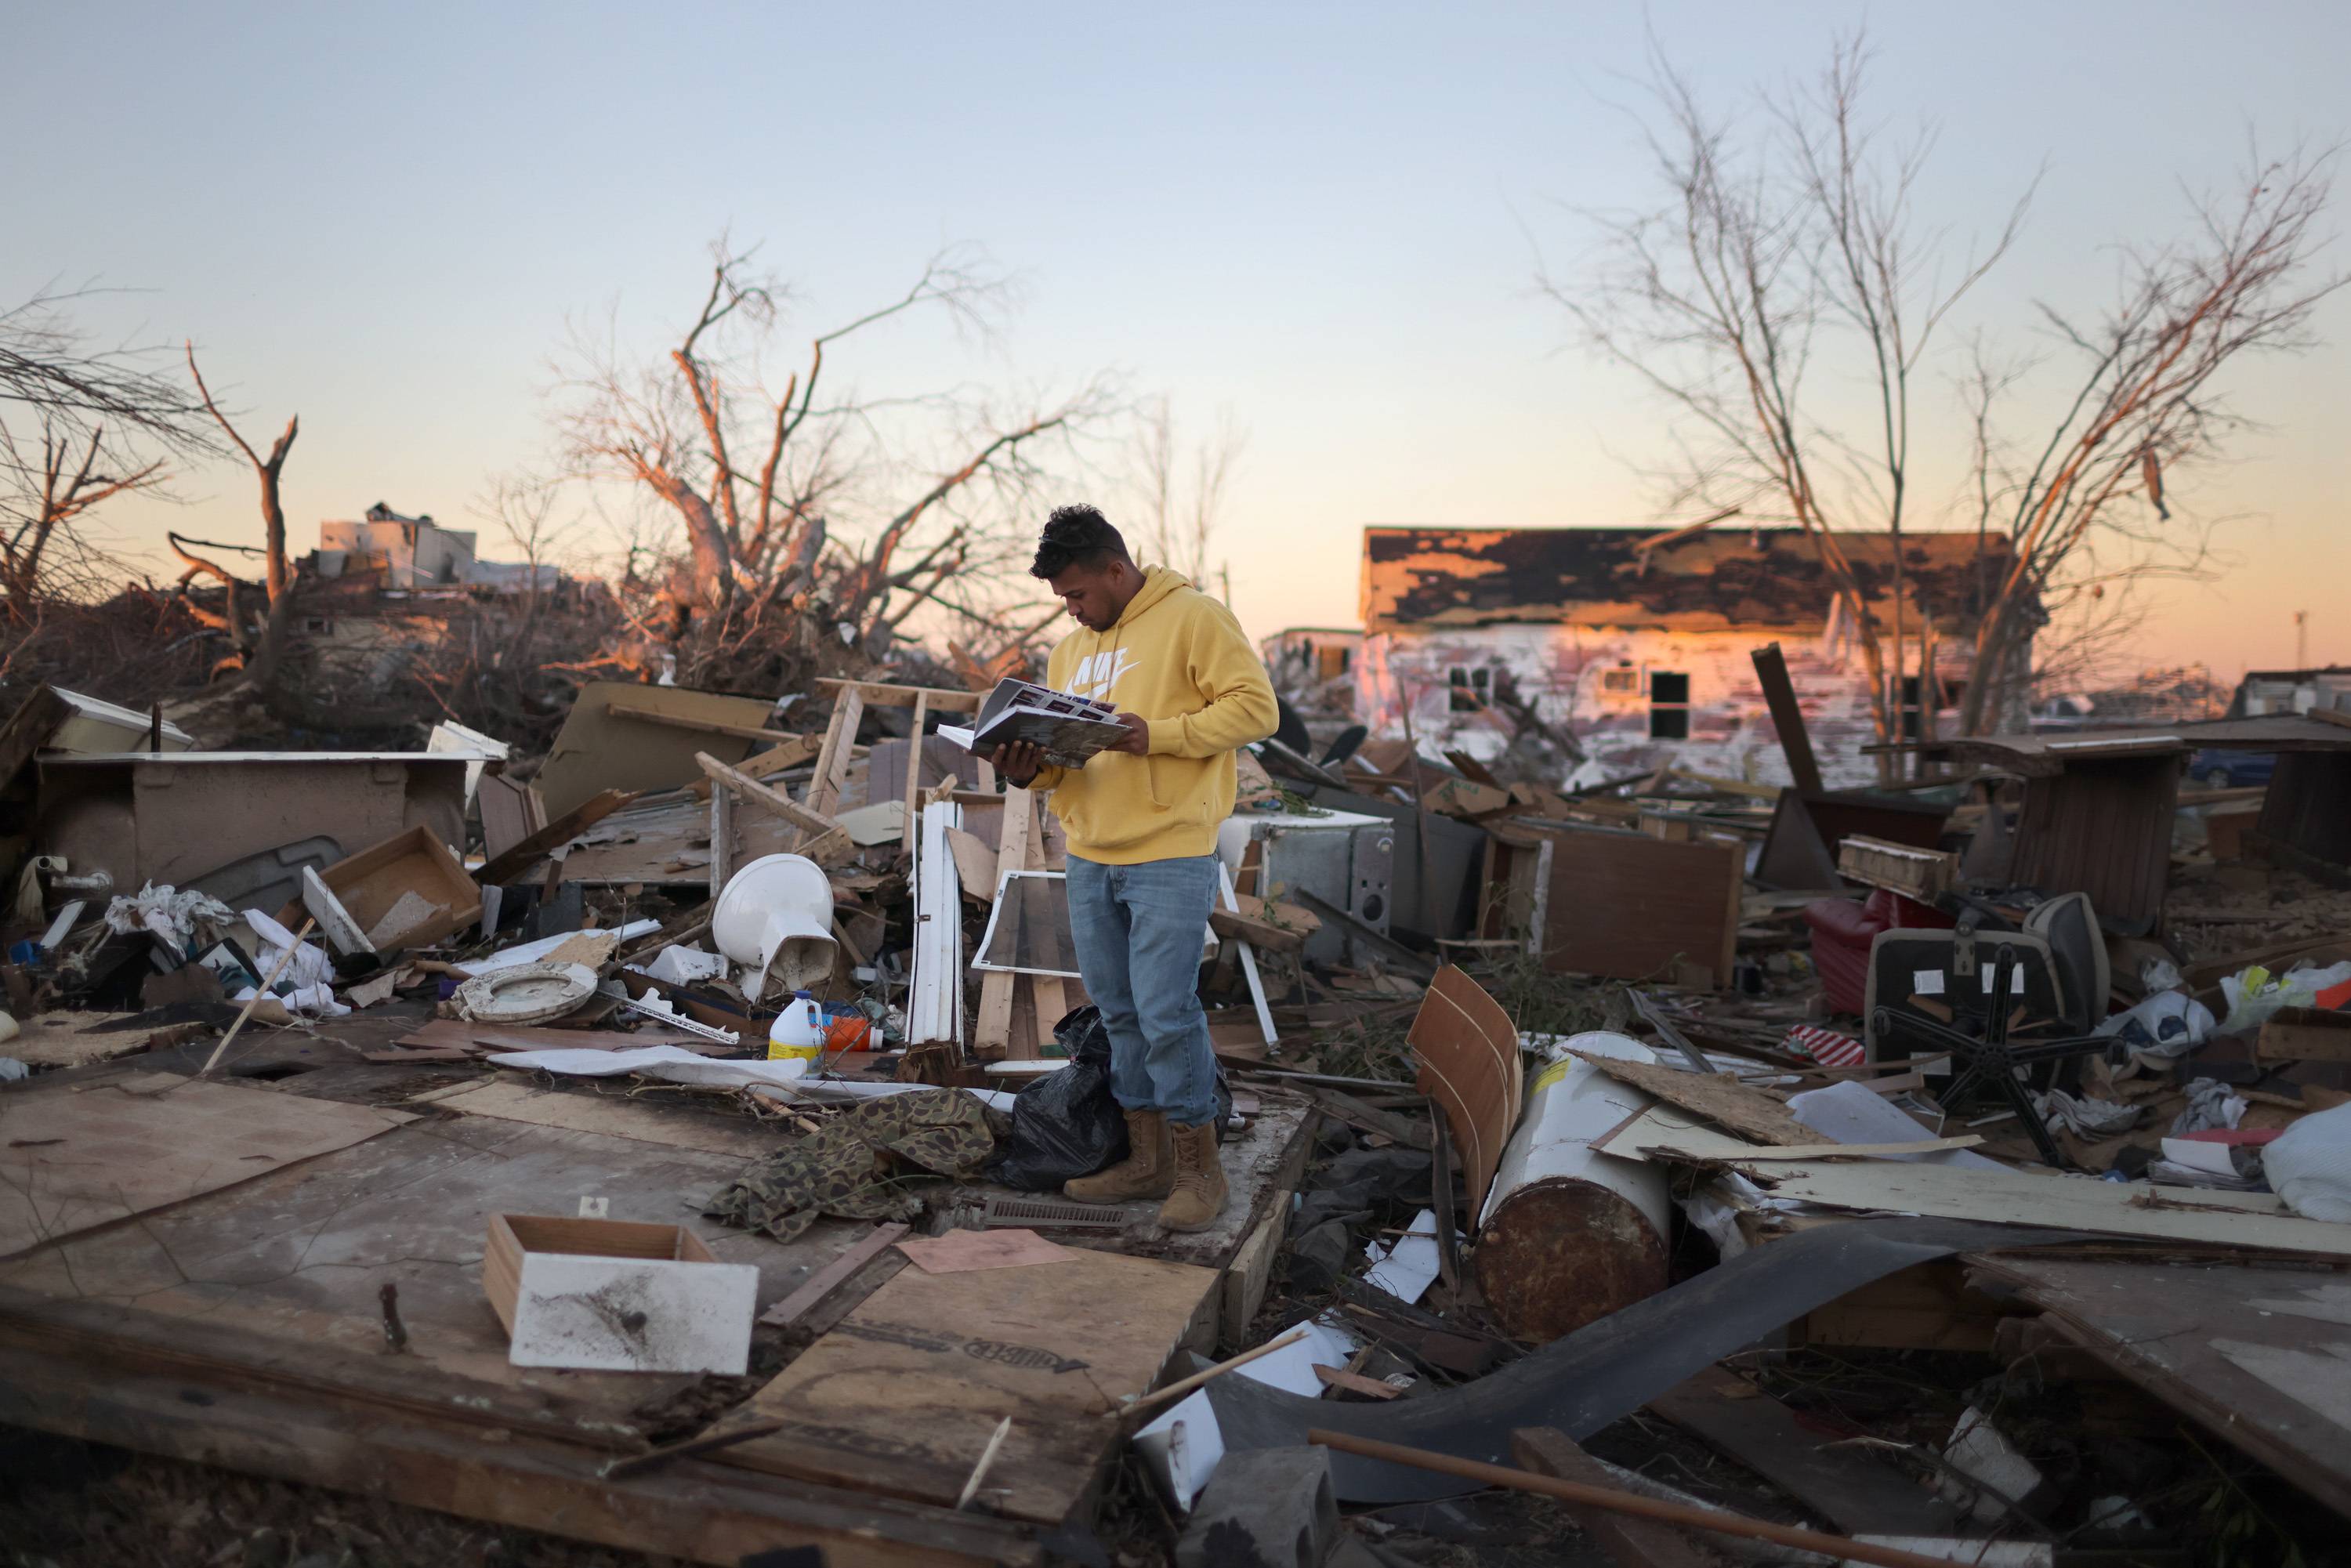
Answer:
[{"left": 1360, "top": 526, "right": 2015, "bottom": 634}]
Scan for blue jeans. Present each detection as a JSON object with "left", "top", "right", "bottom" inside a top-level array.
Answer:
[{"left": 1063, "top": 853, "right": 1220, "bottom": 1127}]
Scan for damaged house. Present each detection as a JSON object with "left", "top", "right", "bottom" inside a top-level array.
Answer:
[{"left": 1344, "top": 524, "right": 2027, "bottom": 788}]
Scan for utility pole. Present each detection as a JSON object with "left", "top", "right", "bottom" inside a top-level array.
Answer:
[{"left": 2296, "top": 610, "right": 2309, "bottom": 670}]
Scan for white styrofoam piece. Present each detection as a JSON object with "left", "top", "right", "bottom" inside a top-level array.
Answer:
[
  {"left": 1787, "top": 1079, "right": 2005, "bottom": 1170},
  {"left": 636, "top": 944, "right": 730, "bottom": 986},
  {"left": 506, "top": 1250, "right": 759, "bottom": 1374},
  {"left": 1362, "top": 1209, "right": 1445, "bottom": 1304}
]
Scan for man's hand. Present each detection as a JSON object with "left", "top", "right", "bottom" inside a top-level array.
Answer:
[
  {"left": 989, "top": 740, "right": 1046, "bottom": 788},
  {"left": 1109, "top": 710, "right": 1151, "bottom": 756}
]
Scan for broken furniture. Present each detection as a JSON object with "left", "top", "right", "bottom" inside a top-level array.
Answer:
[
  {"left": 1480, "top": 817, "right": 1742, "bottom": 987},
  {"left": 1867, "top": 941, "right": 2110, "bottom": 1167},
  {"left": 35, "top": 750, "right": 473, "bottom": 914},
  {"left": 1896, "top": 712, "right": 2351, "bottom": 932}
]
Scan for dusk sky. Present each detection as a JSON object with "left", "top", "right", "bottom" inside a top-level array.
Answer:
[{"left": 10, "top": 2, "right": 2347, "bottom": 684}]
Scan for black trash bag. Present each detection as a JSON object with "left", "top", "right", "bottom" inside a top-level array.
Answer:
[
  {"left": 986, "top": 1007, "right": 1126, "bottom": 1191},
  {"left": 984, "top": 1005, "right": 1235, "bottom": 1191}
]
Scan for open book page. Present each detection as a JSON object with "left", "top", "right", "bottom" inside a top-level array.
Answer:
[{"left": 939, "top": 678, "right": 1129, "bottom": 768}]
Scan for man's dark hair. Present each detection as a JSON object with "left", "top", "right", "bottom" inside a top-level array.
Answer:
[{"left": 1030, "top": 504, "right": 1130, "bottom": 579}]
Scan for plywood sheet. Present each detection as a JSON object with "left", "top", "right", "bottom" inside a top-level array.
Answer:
[
  {"left": 0, "top": 1074, "right": 414, "bottom": 1258},
  {"left": 433, "top": 1079, "right": 783, "bottom": 1159},
  {"left": 535, "top": 683, "right": 775, "bottom": 821},
  {"left": 1606, "top": 1106, "right": 2351, "bottom": 1259},
  {"left": 1537, "top": 824, "right": 1741, "bottom": 984},
  {"left": 1409, "top": 965, "right": 1522, "bottom": 1221},
  {"left": 0, "top": 1116, "right": 853, "bottom": 1439},
  {"left": 1974, "top": 1256, "right": 2351, "bottom": 1516},
  {"left": 721, "top": 1244, "right": 1217, "bottom": 1522}
]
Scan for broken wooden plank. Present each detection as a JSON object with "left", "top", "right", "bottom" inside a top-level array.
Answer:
[
  {"left": 1751, "top": 643, "right": 1825, "bottom": 798},
  {"left": 721, "top": 1246, "right": 1217, "bottom": 1523},
  {"left": 696, "top": 751, "right": 846, "bottom": 841},
  {"left": 2257, "top": 1009, "right": 2351, "bottom": 1063},
  {"left": 813, "top": 677, "right": 984, "bottom": 712},
  {"left": 1314, "top": 1364, "right": 1404, "bottom": 1400},
  {"left": 476, "top": 788, "right": 639, "bottom": 885},
  {"left": 971, "top": 789, "right": 1034, "bottom": 1057},
  {"left": 1646, "top": 1371, "right": 1959, "bottom": 1537},
  {"left": 606, "top": 701, "right": 805, "bottom": 746},
  {"left": 685, "top": 733, "right": 822, "bottom": 799},
  {"left": 806, "top": 686, "right": 864, "bottom": 820},
  {"left": 758, "top": 1222, "right": 911, "bottom": 1328},
  {"left": 1573, "top": 1052, "right": 1816, "bottom": 1146},
  {"left": 0, "top": 1336, "right": 1036, "bottom": 1568},
  {"left": 1511, "top": 1427, "right": 1723, "bottom": 1568}
]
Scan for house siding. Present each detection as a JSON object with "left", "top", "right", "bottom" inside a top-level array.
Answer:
[{"left": 1356, "top": 621, "right": 1983, "bottom": 789}]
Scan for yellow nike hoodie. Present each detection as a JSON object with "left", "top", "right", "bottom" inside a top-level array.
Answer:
[{"left": 1028, "top": 566, "right": 1279, "bottom": 865}]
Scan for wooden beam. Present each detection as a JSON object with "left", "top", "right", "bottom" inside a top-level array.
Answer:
[
  {"left": 686, "top": 733, "right": 820, "bottom": 799},
  {"left": 696, "top": 752, "right": 845, "bottom": 840},
  {"left": 0, "top": 1336, "right": 1032, "bottom": 1568},
  {"left": 1509, "top": 1428, "right": 1728, "bottom": 1568},
  {"left": 2258, "top": 1010, "right": 2351, "bottom": 1063},
  {"left": 903, "top": 691, "right": 930, "bottom": 858},
  {"left": 1751, "top": 643, "right": 1825, "bottom": 798},
  {"left": 605, "top": 701, "right": 805, "bottom": 746},
  {"left": 807, "top": 686, "right": 864, "bottom": 819},
  {"left": 815, "top": 676, "right": 984, "bottom": 712},
  {"left": 474, "top": 788, "right": 637, "bottom": 885},
  {"left": 971, "top": 790, "right": 1032, "bottom": 1056},
  {"left": 759, "top": 1222, "right": 911, "bottom": 1328}
]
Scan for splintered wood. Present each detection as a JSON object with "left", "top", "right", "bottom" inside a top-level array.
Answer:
[
  {"left": 719, "top": 1244, "right": 1215, "bottom": 1522},
  {"left": 1571, "top": 1052, "right": 1817, "bottom": 1146},
  {"left": 0, "top": 1074, "right": 415, "bottom": 1258}
]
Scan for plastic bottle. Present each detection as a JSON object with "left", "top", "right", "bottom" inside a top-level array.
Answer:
[{"left": 767, "top": 990, "right": 825, "bottom": 1063}]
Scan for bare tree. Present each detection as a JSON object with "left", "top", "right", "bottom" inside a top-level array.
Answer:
[
  {"left": 1132, "top": 395, "right": 1245, "bottom": 591},
  {"left": 1953, "top": 153, "right": 2341, "bottom": 730},
  {"left": 1549, "top": 34, "right": 2026, "bottom": 761},
  {"left": 552, "top": 240, "right": 1113, "bottom": 675},
  {"left": 186, "top": 344, "right": 297, "bottom": 603},
  {"left": 0, "top": 286, "right": 212, "bottom": 611}
]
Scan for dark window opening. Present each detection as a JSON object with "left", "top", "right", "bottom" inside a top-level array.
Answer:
[
  {"left": 1649, "top": 671, "right": 1690, "bottom": 739},
  {"left": 1317, "top": 646, "right": 1352, "bottom": 679},
  {"left": 1448, "top": 666, "right": 1491, "bottom": 714}
]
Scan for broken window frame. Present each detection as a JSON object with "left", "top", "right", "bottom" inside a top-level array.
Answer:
[
  {"left": 1647, "top": 670, "right": 1691, "bottom": 739},
  {"left": 969, "top": 868, "right": 1085, "bottom": 978},
  {"left": 1447, "top": 665, "right": 1491, "bottom": 714}
]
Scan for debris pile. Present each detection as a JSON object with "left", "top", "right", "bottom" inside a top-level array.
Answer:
[{"left": 4, "top": 639, "right": 2351, "bottom": 1567}]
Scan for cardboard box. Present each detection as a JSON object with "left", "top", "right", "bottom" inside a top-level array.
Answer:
[
  {"left": 282, "top": 824, "right": 481, "bottom": 952},
  {"left": 484, "top": 1213, "right": 759, "bottom": 1374},
  {"left": 1422, "top": 776, "right": 1511, "bottom": 820}
]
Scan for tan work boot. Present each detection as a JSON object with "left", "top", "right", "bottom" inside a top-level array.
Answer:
[
  {"left": 1065, "top": 1109, "right": 1174, "bottom": 1203},
  {"left": 1157, "top": 1121, "right": 1229, "bottom": 1233}
]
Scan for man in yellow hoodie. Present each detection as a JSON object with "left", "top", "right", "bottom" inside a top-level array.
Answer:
[{"left": 990, "top": 505, "right": 1279, "bottom": 1231}]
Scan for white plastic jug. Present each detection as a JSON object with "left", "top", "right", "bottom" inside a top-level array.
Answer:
[{"left": 767, "top": 990, "right": 825, "bottom": 1063}]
